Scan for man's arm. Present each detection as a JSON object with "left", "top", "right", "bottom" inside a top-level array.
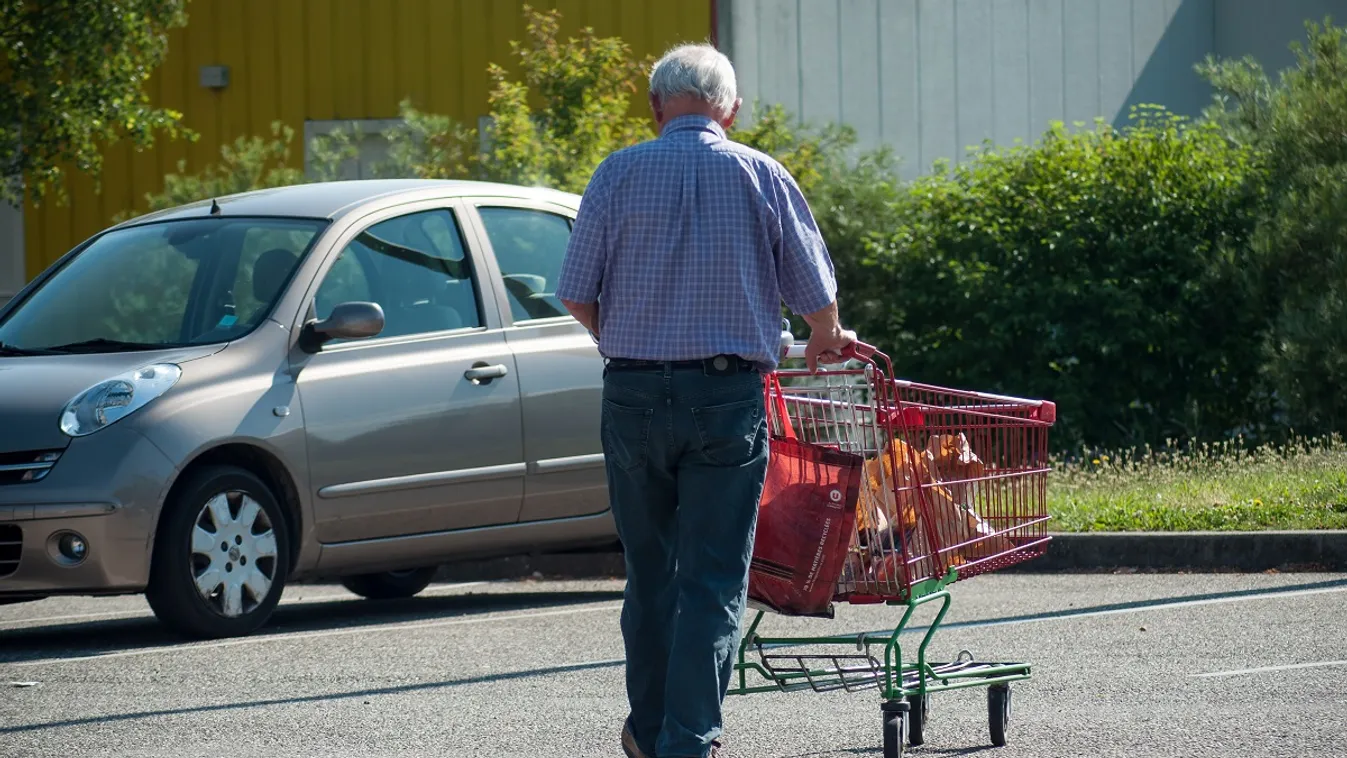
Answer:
[
  {"left": 554, "top": 165, "right": 612, "bottom": 340},
  {"left": 770, "top": 167, "right": 856, "bottom": 372},
  {"left": 561, "top": 299, "right": 600, "bottom": 336}
]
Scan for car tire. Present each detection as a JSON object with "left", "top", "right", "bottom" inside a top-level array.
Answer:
[
  {"left": 340, "top": 567, "right": 437, "bottom": 600},
  {"left": 147, "top": 466, "right": 291, "bottom": 640}
]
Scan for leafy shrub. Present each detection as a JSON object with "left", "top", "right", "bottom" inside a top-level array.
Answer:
[
  {"left": 312, "top": 5, "right": 653, "bottom": 194},
  {"left": 135, "top": 5, "right": 652, "bottom": 210},
  {"left": 862, "top": 109, "right": 1265, "bottom": 449},
  {"left": 1201, "top": 19, "right": 1347, "bottom": 434}
]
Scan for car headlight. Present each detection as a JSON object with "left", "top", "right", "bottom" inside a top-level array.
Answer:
[{"left": 59, "top": 364, "right": 183, "bottom": 437}]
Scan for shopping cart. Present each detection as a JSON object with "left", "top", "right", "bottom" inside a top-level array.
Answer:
[{"left": 729, "top": 338, "right": 1055, "bottom": 757}]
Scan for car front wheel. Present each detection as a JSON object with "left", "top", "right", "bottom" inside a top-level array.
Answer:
[
  {"left": 340, "top": 567, "right": 437, "bottom": 600},
  {"left": 147, "top": 466, "right": 290, "bottom": 639}
]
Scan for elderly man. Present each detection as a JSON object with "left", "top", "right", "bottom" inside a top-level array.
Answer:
[{"left": 556, "top": 43, "right": 855, "bottom": 758}]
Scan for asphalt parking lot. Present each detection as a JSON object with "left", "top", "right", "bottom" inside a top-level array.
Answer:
[{"left": 2, "top": 572, "right": 1345, "bottom": 758}]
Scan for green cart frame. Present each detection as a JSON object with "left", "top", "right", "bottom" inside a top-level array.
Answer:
[{"left": 729, "top": 568, "right": 1026, "bottom": 757}]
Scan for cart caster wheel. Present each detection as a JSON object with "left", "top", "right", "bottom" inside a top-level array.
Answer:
[
  {"left": 882, "top": 700, "right": 909, "bottom": 758},
  {"left": 988, "top": 683, "right": 1011, "bottom": 747},
  {"left": 906, "top": 693, "right": 930, "bottom": 746}
]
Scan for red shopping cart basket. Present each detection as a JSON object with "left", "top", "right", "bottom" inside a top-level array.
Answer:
[{"left": 735, "top": 339, "right": 1057, "bottom": 757}]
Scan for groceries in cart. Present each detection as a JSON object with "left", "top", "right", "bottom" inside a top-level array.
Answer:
[{"left": 842, "top": 432, "right": 1019, "bottom": 591}]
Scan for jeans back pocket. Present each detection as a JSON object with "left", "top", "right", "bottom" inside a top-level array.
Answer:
[
  {"left": 602, "top": 399, "right": 654, "bottom": 471},
  {"left": 692, "top": 397, "right": 766, "bottom": 467}
]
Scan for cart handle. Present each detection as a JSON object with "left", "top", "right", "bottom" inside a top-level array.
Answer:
[{"left": 781, "top": 339, "right": 878, "bottom": 363}]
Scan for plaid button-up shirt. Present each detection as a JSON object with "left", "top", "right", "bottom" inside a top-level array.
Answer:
[{"left": 554, "top": 114, "right": 838, "bottom": 371}]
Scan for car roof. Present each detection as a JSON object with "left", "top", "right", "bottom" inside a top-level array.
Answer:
[{"left": 118, "top": 179, "right": 581, "bottom": 228}]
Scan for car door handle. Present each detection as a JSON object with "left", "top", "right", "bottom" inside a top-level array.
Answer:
[{"left": 464, "top": 363, "right": 509, "bottom": 384}]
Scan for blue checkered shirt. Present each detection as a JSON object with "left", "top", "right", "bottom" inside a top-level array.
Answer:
[{"left": 555, "top": 115, "right": 838, "bottom": 371}]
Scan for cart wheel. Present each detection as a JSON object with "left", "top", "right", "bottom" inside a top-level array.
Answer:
[
  {"left": 906, "top": 693, "right": 930, "bottom": 746},
  {"left": 882, "top": 700, "right": 909, "bottom": 758},
  {"left": 988, "top": 683, "right": 1012, "bottom": 747}
]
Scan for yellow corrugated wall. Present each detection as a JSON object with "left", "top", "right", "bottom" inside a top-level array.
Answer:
[{"left": 23, "top": 0, "right": 712, "bottom": 281}]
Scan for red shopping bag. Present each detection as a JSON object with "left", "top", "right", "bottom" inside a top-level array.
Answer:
[{"left": 748, "top": 435, "right": 864, "bottom": 618}]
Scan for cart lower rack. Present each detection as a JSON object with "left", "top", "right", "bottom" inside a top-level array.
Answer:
[{"left": 729, "top": 340, "right": 1055, "bottom": 757}]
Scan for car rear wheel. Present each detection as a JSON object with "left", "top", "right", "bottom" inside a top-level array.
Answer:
[
  {"left": 147, "top": 466, "right": 290, "bottom": 639},
  {"left": 340, "top": 567, "right": 437, "bottom": 600}
]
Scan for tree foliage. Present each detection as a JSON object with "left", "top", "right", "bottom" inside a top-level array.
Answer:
[
  {"left": 0, "top": 0, "right": 191, "bottom": 206},
  {"left": 1200, "top": 19, "right": 1347, "bottom": 434}
]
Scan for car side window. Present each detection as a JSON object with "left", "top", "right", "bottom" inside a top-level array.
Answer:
[
  {"left": 313, "top": 209, "right": 481, "bottom": 342},
  {"left": 313, "top": 248, "right": 373, "bottom": 321},
  {"left": 476, "top": 207, "right": 572, "bottom": 323}
]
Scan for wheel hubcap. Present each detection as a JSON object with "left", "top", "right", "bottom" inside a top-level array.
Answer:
[{"left": 190, "top": 491, "right": 278, "bottom": 618}]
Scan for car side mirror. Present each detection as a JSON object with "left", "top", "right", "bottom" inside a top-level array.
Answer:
[{"left": 299, "top": 301, "right": 385, "bottom": 352}]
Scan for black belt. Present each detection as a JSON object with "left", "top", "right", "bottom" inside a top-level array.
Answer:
[{"left": 604, "top": 355, "right": 758, "bottom": 376}]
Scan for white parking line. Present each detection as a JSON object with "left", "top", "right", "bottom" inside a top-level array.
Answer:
[
  {"left": 0, "top": 582, "right": 488, "bottom": 629},
  {"left": 7, "top": 601, "right": 622, "bottom": 667},
  {"left": 1190, "top": 660, "right": 1347, "bottom": 678},
  {"left": 941, "top": 583, "right": 1347, "bottom": 630}
]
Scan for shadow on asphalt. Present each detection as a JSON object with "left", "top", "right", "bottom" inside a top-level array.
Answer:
[
  {"left": 0, "top": 656, "right": 629, "bottom": 735},
  {"left": 0, "top": 588, "right": 623, "bottom": 663}
]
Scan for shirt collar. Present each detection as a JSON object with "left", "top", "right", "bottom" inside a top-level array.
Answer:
[{"left": 661, "top": 114, "right": 727, "bottom": 139}]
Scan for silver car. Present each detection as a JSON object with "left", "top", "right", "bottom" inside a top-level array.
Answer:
[{"left": 0, "top": 179, "right": 618, "bottom": 638}]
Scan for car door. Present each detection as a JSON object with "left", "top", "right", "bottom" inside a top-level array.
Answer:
[
  {"left": 463, "top": 198, "right": 608, "bottom": 524},
  {"left": 293, "top": 201, "right": 525, "bottom": 544}
]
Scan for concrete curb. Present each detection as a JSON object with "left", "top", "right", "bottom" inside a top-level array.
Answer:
[
  {"left": 428, "top": 531, "right": 1347, "bottom": 582},
  {"left": 1006, "top": 530, "right": 1347, "bottom": 573}
]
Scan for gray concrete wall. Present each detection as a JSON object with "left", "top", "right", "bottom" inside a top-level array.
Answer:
[
  {"left": 724, "top": 0, "right": 1347, "bottom": 178},
  {"left": 1215, "top": 0, "right": 1347, "bottom": 76}
]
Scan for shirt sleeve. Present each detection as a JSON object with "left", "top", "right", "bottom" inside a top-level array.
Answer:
[
  {"left": 771, "top": 166, "right": 838, "bottom": 315},
  {"left": 555, "top": 161, "right": 613, "bottom": 305}
]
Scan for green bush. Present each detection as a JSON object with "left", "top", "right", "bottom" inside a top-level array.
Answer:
[
  {"left": 861, "top": 109, "right": 1265, "bottom": 449},
  {"left": 133, "top": 5, "right": 651, "bottom": 211},
  {"left": 312, "top": 5, "right": 653, "bottom": 194},
  {"left": 1201, "top": 19, "right": 1347, "bottom": 434}
]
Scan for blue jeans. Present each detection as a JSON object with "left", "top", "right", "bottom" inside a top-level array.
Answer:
[{"left": 601, "top": 363, "right": 770, "bottom": 758}]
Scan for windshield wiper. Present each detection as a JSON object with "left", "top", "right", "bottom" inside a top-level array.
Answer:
[
  {"left": 43, "top": 338, "right": 190, "bottom": 354},
  {"left": 0, "top": 341, "right": 60, "bottom": 356}
]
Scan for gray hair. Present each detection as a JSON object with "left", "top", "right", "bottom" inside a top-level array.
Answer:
[{"left": 649, "top": 44, "right": 738, "bottom": 115}]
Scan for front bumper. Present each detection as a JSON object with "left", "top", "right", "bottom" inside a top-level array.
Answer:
[{"left": 0, "top": 424, "right": 177, "bottom": 596}]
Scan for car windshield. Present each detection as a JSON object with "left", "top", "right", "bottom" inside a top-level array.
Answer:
[{"left": 0, "top": 217, "right": 326, "bottom": 353}]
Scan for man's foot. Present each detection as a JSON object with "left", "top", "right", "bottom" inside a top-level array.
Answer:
[
  {"left": 707, "top": 738, "right": 725, "bottom": 757},
  {"left": 621, "top": 720, "right": 651, "bottom": 758}
]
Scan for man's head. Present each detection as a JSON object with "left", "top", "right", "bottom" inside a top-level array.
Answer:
[{"left": 648, "top": 43, "right": 742, "bottom": 133}]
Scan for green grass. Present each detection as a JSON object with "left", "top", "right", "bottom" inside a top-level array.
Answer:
[{"left": 1048, "top": 435, "right": 1347, "bottom": 532}]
